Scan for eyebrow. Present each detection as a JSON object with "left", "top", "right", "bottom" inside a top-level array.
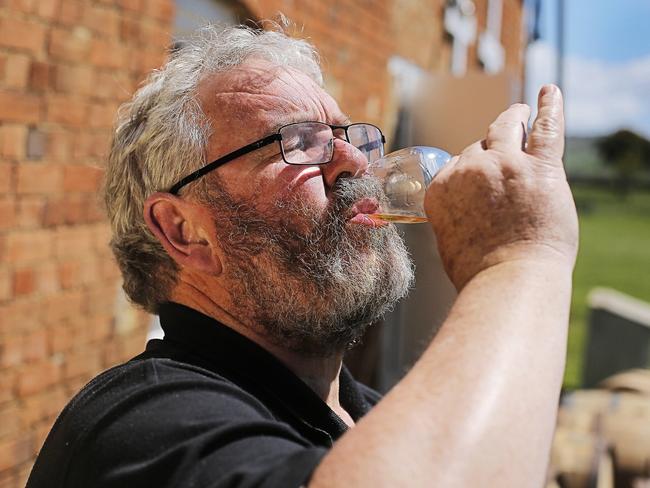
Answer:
[{"left": 268, "top": 113, "right": 352, "bottom": 133}]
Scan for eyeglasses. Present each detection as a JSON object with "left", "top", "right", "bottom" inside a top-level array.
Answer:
[{"left": 168, "top": 121, "right": 386, "bottom": 195}]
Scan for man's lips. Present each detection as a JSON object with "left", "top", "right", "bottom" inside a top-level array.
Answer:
[{"left": 347, "top": 198, "right": 388, "bottom": 227}]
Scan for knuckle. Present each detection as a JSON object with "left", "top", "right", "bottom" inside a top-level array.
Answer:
[
  {"left": 488, "top": 120, "right": 517, "bottom": 134},
  {"left": 534, "top": 115, "right": 561, "bottom": 135}
]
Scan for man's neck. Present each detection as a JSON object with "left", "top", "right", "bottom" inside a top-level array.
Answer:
[{"left": 170, "top": 283, "right": 355, "bottom": 426}]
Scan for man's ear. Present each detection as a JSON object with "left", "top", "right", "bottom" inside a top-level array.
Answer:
[{"left": 143, "top": 192, "right": 223, "bottom": 275}]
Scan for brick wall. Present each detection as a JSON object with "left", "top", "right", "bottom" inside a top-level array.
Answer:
[
  {"left": 0, "top": 0, "right": 524, "bottom": 485},
  {"left": 0, "top": 1, "right": 173, "bottom": 486}
]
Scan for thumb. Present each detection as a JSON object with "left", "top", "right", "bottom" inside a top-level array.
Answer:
[{"left": 527, "top": 84, "right": 565, "bottom": 162}]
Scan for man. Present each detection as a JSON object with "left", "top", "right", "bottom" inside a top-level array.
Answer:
[{"left": 27, "top": 24, "right": 578, "bottom": 487}]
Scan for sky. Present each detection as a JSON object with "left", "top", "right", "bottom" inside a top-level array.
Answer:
[{"left": 525, "top": 0, "right": 650, "bottom": 139}]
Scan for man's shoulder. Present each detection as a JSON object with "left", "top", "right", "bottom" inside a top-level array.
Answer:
[
  {"left": 62, "top": 353, "right": 275, "bottom": 430},
  {"left": 27, "top": 354, "right": 288, "bottom": 487}
]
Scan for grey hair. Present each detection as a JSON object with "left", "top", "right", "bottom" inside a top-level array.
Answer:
[{"left": 104, "top": 23, "right": 323, "bottom": 313}]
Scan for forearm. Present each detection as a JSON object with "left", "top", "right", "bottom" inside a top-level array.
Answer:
[{"left": 310, "top": 259, "right": 572, "bottom": 487}]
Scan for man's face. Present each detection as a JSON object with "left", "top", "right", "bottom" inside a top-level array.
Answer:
[{"left": 195, "top": 59, "right": 414, "bottom": 357}]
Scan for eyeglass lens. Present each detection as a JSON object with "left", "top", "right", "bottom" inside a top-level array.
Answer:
[
  {"left": 348, "top": 124, "right": 384, "bottom": 163},
  {"left": 279, "top": 122, "right": 384, "bottom": 165}
]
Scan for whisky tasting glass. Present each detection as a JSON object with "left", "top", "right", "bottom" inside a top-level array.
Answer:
[{"left": 367, "top": 146, "right": 452, "bottom": 223}]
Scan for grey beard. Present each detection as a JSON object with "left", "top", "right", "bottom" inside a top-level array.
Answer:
[{"left": 204, "top": 177, "right": 414, "bottom": 357}]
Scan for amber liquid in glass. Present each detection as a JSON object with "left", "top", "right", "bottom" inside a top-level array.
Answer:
[{"left": 368, "top": 214, "right": 428, "bottom": 224}]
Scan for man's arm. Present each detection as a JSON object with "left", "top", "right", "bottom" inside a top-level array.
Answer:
[{"left": 310, "top": 85, "right": 578, "bottom": 487}]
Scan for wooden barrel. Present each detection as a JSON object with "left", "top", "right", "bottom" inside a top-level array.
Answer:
[{"left": 548, "top": 369, "right": 650, "bottom": 487}]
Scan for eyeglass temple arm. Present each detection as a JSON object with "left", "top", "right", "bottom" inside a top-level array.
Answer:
[{"left": 168, "top": 134, "right": 281, "bottom": 195}]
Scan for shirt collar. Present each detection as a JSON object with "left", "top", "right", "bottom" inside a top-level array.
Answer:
[{"left": 156, "top": 302, "right": 373, "bottom": 442}]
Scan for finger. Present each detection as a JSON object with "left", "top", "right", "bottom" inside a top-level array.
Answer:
[
  {"left": 463, "top": 139, "right": 487, "bottom": 156},
  {"left": 527, "top": 84, "right": 565, "bottom": 161},
  {"left": 485, "top": 103, "right": 531, "bottom": 152}
]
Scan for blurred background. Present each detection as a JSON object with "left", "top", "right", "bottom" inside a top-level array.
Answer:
[{"left": 0, "top": 0, "right": 648, "bottom": 486}]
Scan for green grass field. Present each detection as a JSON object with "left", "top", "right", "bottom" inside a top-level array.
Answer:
[{"left": 564, "top": 185, "right": 650, "bottom": 388}]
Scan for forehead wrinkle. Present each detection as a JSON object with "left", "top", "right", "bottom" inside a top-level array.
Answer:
[{"left": 280, "top": 68, "right": 331, "bottom": 123}]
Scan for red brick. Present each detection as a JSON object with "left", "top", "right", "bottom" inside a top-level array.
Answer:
[
  {"left": 43, "top": 289, "right": 86, "bottom": 332},
  {"left": 45, "top": 129, "right": 71, "bottom": 162},
  {"left": 0, "top": 91, "right": 41, "bottom": 124},
  {"left": 6, "top": 0, "right": 37, "bottom": 14},
  {"left": 35, "top": 0, "right": 60, "bottom": 20},
  {"left": 16, "top": 196, "right": 45, "bottom": 228},
  {"left": 87, "top": 314, "right": 113, "bottom": 342},
  {"left": 0, "top": 125, "right": 27, "bottom": 160},
  {"left": 86, "top": 198, "right": 106, "bottom": 223},
  {"left": 15, "top": 460, "right": 33, "bottom": 488},
  {"left": 88, "top": 103, "right": 115, "bottom": 129},
  {"left": 0, "top": 335, "right": 22, "bottom": 368},
  {"left": 56, "top": 0, "right": 84, "bottom": 26},
  {"left": 93, "top": 70, "right": 121, "bottom": 100},
  {"left": 83, "top": 5, "right": 120, "bottom": 39},
  {"left": 85, "top": 134, "right": 110, "bottom": 162},
  {"left": 61, "top": 256, "right": 98, "bottom": 289},
  {"left": 69, "top": 132, "right": 92, "bottom": 161},
  {"left": 16, "top": 359, "right": 61, "bottom": 396},
  {"left": 48, "top": 26, "right": 92, "bottom": 63},
  {"left": 119, "top": 0, "right": 143, "bottom": 13},
  {"left": 99, "top": 257, "right": 121, "bottom": 280},
  {"left": 64, "top": 348, "right": 102, "bottom": 380},
  {"left": 0, "top": 469, "right": 16, "bottom": 488},
  {"left": 0, "top": 267, "right": 11, "bottom": 302},
  {"left": 140, "top": 22, "right": 170, "bottom": 51},
  {"left": 46, "top": 96, "right": 88, "bottom": 126},
  {"left": 43, "top": 198, "right": 65, "bottom": 227},
  {"left": 89, "top": 39, "right": 128, "bottom": 69},
  {"left": 1, "top": 229, "right": 53, "bottom": 265},
  {"left": 62, "top": 195, "right": 89, "bottom": 224},
  {"left": 42, "top": 289, "right": 84, "bottom": 327},
  {"left": 91, "top": 223, "right": 112, "bottom": 252},
  {"left": 37, "top": 262, "right": 59, "bottom": 294},
  {"left": 47, "top": 322, "right": 73, "bottom": 353},
  {"left": 3, "top": 54, "right": 30, "bottom": 89},
  {"left": 53, "top": 64, "right": 93, "bottom": 95},
  {"left": 54, "top": 226, "right": 94, "bottom": 258},
  {"left": 16, "top": 163, "right": 62, "bottom": 195},
  {"left": 19, "top": 387, "right": 66, "bottom": 427},
  {"left": 13, "top": 267, "right": 36, "bottom": 296},
  {"left": 0, "top": 403, "right": 23, "bottom": 438},
  {"left": 87, "top": 282, "right": 119, "bottom": 318},
  {"left": 21, "top": 329, "right": 48, "bottom": 362},
  {"left": 145, "top": 0, "right": 175, "bottom": 23},
  {"left": 0, "top": 164, "right": 12, "bottom": 193},
  {"left": 0, "top": 198, "right": 17, "bottom": 231},
  {"left": 29, "top": 61, "right": 56, "bottom": 92},
  {"left": 0, "top": 17, "right": 46, "bottom": 55},
  {"left": 120, "top": 17, "right": 140, "bottom": 43},
  {"left": 0, "top": 434, "right": 34, "bottom": 471},
  {"left": 58, "top": 259, "right": 79, "bottom": 289},
  {"left": 133, "top": 48, "right": 166, "bottom": 74},
  {"left": 0, "top": 297, "right": 42, "bottom": 333},
  {"left": 0, "top": 369, "right": 15, "bottom": 404}
]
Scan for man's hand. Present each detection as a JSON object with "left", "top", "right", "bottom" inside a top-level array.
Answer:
[{"left": 425, "top": 85, "right": 579, "bottom": 290}]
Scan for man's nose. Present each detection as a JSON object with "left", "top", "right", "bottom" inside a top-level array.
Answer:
[{"left": 319, "top": 138, "right": 369, "bottom": 189}]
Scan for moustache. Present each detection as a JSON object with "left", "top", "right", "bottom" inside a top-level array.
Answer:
[{"left": 329, "top": 176, "right": 387, "bottom": 216}]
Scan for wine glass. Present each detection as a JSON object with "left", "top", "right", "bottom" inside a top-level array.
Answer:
[{"left": 367, "top": 146, "right": 452, "bottom": 223}]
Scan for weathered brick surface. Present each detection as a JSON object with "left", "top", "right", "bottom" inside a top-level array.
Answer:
[{"left": 0, "top": 0, "right": 525, "bottom": 482}]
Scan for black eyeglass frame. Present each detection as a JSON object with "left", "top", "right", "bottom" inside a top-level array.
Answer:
[{"left": 168, "top": 121, "right": 386, "bottom": 195}]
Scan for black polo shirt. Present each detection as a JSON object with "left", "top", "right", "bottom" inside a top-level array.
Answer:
[{"left": 26, "top": 302, "right": 381, "bottom": 488}]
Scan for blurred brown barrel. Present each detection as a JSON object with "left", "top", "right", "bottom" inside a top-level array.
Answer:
[{"left": 548, "top": 369, "right": 650, "bottom": 488}]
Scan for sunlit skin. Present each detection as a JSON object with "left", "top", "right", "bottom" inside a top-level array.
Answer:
[{"left": 144, "top": 59, "right": 383, "bottom": 426}]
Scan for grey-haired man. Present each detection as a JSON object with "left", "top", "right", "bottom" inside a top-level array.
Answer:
[{"left": 28, "top": 25, "right": 577, "bottom": 488}]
